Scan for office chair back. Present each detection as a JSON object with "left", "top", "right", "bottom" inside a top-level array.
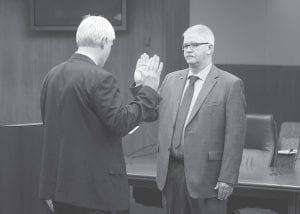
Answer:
[{"left": 241, "top": 114, "right": 278, "bottom": 167}]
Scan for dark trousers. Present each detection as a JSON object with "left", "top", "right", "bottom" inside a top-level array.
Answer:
[
  {"left": 162, "top": 156, "right": 227, "bottom": 214},
  {"left": 53, "top": 201, "right": 129, "bottom": 214}
]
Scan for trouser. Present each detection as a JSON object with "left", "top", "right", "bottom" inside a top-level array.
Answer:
[
  {"left": 53, "top": 201, "right": 129, "bottom": 214},
  {"left": 162, "top": 155, "right": 227, "bottom": 214}
]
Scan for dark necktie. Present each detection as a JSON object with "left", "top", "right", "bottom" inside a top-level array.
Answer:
[{"left": 172, "top": 75, "right": 199, "bottom": 149}]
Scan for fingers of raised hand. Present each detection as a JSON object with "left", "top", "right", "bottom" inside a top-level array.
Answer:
[
  {"left": 157, "top": 62, "right": 163, "bottom": 75},
  {"left": 141, "top": 53, "right": 149, "bottom": 64},
  {"left": 148, "top": 55, "right": 161, "bottom": 74},
  {"left": 147, "top": 56, "right": 154, "bottom": 72},
  {"left": 152, "top": 55, "right": 160, "bottom": 72},
  {"left": 136, "top": 53, "right": 149, "bottom": 69},
  {"left": 136, "top": 58, "right": 142, "bottom": 67}
]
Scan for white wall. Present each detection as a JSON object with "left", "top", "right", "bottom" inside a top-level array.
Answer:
[{"left": 190, "top": 0, "right": 300, "bottom": 65}]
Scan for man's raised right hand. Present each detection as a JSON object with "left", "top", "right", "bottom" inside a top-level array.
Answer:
[{"left": 141, "top": 55, "right": 163, "bottom": 91}]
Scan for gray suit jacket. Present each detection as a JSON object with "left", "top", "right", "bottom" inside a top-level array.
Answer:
[{"left": 156, "top": 65, "right": 246, "bottom": 198}]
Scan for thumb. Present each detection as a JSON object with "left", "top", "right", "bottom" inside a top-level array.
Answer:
[
  {"left": 214, "top": 182, "right": 219, "bottom": 190},
  {"left": 157, "top": 62, "right": 163, "bottom": 75}
]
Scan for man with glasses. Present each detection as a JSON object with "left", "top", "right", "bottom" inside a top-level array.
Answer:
[
  {"left": 39, "top": 15, "right": 162, "bottom": 214},
  {"left": 155, "top": 24, "right": 247, "bottom": 214}
]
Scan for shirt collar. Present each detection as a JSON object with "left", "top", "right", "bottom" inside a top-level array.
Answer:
[
  {"left": 75, "top": 51, "right": 98, "bottom": 65},
  {"left": 187, "top": 63, "right": 212, "bottom": 81}
]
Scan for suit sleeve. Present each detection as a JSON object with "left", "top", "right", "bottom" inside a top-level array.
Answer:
[
  {"left": 218, "top": 79, "right": 247, "bottom": 185},
  {"left": 91, "top": 72, "right": 161, "bottom": 136},
  {"left": 40, "top": 75, "right": 49, "bottom": 124},
  {"left": 129, "top": 82, "right": 161, "bottom": 122}
]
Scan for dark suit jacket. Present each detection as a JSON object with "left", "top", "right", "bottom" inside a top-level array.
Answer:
[
  {"left": 156, "top": 65, "right": 246, "bottom": 198},
  {"left": 39, "top": 53, "right": 160, "bottom": 211}
]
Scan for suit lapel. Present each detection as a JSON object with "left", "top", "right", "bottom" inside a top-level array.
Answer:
[
  {"left": 171, "top": 69, "right": 189, "bottom": 125},
  {"left": 186, "top": 66, "right": 219, "bottom": 125}
]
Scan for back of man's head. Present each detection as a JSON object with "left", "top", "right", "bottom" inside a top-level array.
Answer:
[{"left": 76, "top": 15, "right": 116, "bottom": 48}]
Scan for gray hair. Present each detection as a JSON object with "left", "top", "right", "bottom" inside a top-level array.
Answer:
[
  {"left": 76, "top": 15, "right": 116, "bottom": 48},
  {"left": 183, "top": 24, "right": 215, "bottom": 45}
]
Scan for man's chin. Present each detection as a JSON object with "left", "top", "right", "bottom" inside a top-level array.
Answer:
[{"left": 185, "top": 59, "right": 196, "bottom": 64}]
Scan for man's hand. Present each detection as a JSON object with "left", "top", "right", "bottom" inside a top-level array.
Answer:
[
  {"left": 142, "top": 55, "right": 163, "bottom": 91},
  {"left": 135, "top": 53, "right": 163, "bottom": 91},
  {"left": 134, "top": 53, "right": 149, "bottom": 85},
  {"left": 214, "top": 182, "right": 233, "bottom": 200}
]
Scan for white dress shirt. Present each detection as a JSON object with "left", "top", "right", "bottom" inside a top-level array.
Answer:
[
  {"left": 181, "top": 63, "right": 212, "bottom": 128},
  {"left": 178, "top": 63, "right": 212, "bottom": 148}
]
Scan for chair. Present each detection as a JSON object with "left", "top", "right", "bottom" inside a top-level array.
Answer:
[
  {"left": 0, "top": 123, "right": 51, "bottom": 214},
  {"left": 276, "top": 122, "right": 300, "bottom": 169},
  {"left": 240, "top": 114, "right": 278, "bottom": 167},
  {"left": 230, "top": 114, "right": 280, "bottom": 214}
]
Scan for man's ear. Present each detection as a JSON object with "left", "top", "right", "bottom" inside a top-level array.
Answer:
[
  {"left": 207, "top": 44, "right": 214, "bottom": 55},
  {"left": 100, "top": 37, "right": 108, "bottom": 49}
]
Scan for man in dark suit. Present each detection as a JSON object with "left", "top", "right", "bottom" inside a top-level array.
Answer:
[
  {"left": 156, "top": 24, "right": 247, "bottom": 214},
  {"left": 39, "top": 15, "right": 163, "bottom": 214}
]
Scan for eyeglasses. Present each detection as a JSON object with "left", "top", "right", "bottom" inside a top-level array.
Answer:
[{"left": 182, "top": 42, "right": 209, "bottom": 50}]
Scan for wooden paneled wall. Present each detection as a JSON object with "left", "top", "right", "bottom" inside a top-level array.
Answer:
[
  {"left": 2, "top": 0, "right": 299, "bottom": 156},
  {"left": 0, "top": 0, "right": 75, "bottom": 124},
  {"left": 0, "top": 0, "right": 189, "bottom": 155},
  {"left": 218, "top": 65, "right": 300, "bottom": 127},
  {"left": 0, "top": 0, "right": 188, "bottom": 125},
  {"left": 122, "top": 0, "right": 190, "bottom": 155}
]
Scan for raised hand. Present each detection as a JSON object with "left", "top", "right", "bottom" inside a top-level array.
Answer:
[
  {"left": 134, "top": 53, "right": 150, "bottom": 85},
  {"left": 142, "top": 55, "right": 163, "bottom": 91}
]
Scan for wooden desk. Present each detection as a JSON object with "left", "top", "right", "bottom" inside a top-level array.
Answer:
[{"left": 126, "top": 157, "right": 300, "bottom": 214}]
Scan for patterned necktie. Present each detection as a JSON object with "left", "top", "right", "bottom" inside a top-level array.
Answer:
[{"left": 172, "top": 75, "right": 199, "bottom": 149}]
